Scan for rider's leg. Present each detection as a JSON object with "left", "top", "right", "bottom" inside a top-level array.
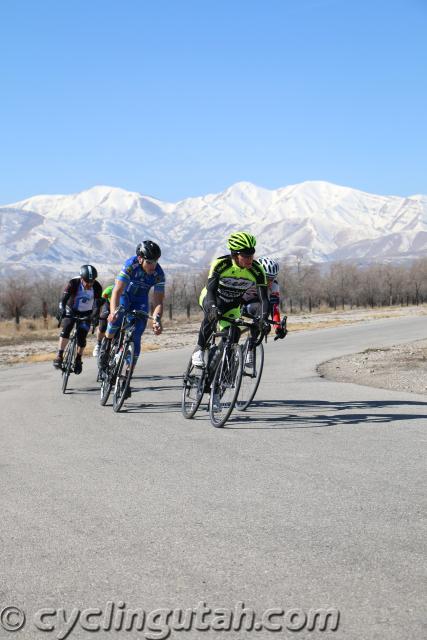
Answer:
[
  {"left": 132, "top": 316, "right": 146, "bottom": 363},
  {"left": 53, "top": 318, "right": 74, "bottom": 368},
  {"left": 243, "top": 303, "right": 262, "bottom": 365},
  {"left": 123, "top": 305, "right": 147, "bottom": 398},
  {"left": 196, "top": 294, "right": 217, "bottom": 348},
  {"left": 192, "top": 295, "right": 235, "bottom": 366},
  {"left": 219, "top": 306, "right": 241, "bottom": 341},
  {"left": 74, "top": 319, "right": 90, "bottom": 374},
  {"left": 93, "top": 316, "right": 108, "bottom": 356},
  {"left": 99, "top": 308, "right": 124, "bottom": 367}
]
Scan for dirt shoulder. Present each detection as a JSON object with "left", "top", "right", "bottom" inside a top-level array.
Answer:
[
  {"left": 318, "top": 339, "right": 427, "bottom": 396},
  {"left": 1, "top": 306, "right": 427, "bottom": 396},
  {"left": 0, "top": 317, "right": 203, "bottom": 367}
]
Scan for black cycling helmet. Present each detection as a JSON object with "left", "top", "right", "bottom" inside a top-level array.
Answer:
[
  {"left": 135, "top": 240, "right": 161, "bottom": 261},
  {"left": 80, "top": 264, "right": 98, "bottom": 282}
]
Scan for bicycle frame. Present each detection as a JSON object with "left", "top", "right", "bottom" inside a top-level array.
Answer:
[
  {"left": 60, "top": 315, "right": 90, "bottom": 393},
  {"left": 99, "top": 307, "right": 152, "bottom": 409}
]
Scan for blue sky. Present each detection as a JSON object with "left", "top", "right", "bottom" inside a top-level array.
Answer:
[{"left": 0, "top": 0, "right": 426, "bottom": 204}]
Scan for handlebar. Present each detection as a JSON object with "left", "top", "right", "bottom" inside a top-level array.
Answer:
[
  {"left": 214, "top": 314, "right": 287, "bottom": 344},
  {"left": 273, "top": 316, "right": 288, "bottom": 341},
  {"left": 213, "top": 315, "right": 268, "bottom": 346},
  {"left": 114, "top": 305, "right": 155, "bottom": 321},
  {"left": 57, "top": 315, "right": 92, "bottom": 328}
]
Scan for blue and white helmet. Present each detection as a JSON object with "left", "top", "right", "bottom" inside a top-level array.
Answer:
[{"left": 258, "top": 256, "right": 279, "bottom": 278}]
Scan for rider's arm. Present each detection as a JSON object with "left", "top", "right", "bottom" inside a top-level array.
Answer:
[
  {"left": 270, "top": 281, "right": 282, "bottom": 326},
  {"left": 258, "top": 284, "right": 270, "bottom": 321},
  {"left": 271, "top": 287, "right": 281, "bottom": 324},
  {"left": 252, "top": 260, "right": 269, "bottom": 323},
  {"left": 152, "top": 290, "right": 164, "bottom": 335},
  {"left": 109, "top": 280, "right": 126, "bottom": 319},
  {"left": 90, "top": 281, "right": 103, "bottom": 323},
  {"left": 205, "top": 272, "right": 219, "bottom": 307},
  {"left": 58, "top": 279, "right": 74, "bottom": 316},
  {"left": 272, "top": 302, "right": 281, "bottom": 324}
]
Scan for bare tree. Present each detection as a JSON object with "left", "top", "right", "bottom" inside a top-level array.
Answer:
[
  {"left": 29, "top": 274, "right": 65, "bottom": 324},
  {"left": 0, "top": 277, "right": 34, "bottom": 327},
  {"left": 357, "top": 264, "right": 384, "bottom": 308},
  {"left": 325, "top": 262, "right": 360, "bottom": 309},
  {"left": 408, "top": 258, "right": 427, "bottom": 305}
]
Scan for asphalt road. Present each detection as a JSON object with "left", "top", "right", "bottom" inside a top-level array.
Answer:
[{"left": 1, "top": 316, "right": 426, "bottom": 640}]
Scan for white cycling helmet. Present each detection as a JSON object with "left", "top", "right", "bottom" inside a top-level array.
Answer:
[{"left": 258, "top": 256, "right": 279, "bottom": 278}]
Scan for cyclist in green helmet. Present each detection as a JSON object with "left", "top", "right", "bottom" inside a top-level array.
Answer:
[
  {"left": 92, "top": 284, "right": 114, "bottom": 357},
  {"left": 191, "top": 231, "right": 270, "bottom": 367}
]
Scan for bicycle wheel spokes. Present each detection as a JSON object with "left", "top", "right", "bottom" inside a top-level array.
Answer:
[
  {"left": 236, "top": 340, "right": 264, "bottom": 411},
  {"left": 209, "top": 345, "right": 243, "bottom": 428},
  {"left": 181, "top": 359, "right": 205, "bottom": 419},
  {"left": 61, "top": 339, "right": 76, "bottom": 394},
  {"left": 113, "top": 342, "right": 134, "bottom": 412}
]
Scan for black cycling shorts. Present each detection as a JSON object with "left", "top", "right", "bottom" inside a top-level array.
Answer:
[{"left": 60, "top": 316, "right": 91, "bottom": 348}]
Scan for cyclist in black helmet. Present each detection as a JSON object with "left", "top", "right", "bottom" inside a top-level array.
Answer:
[
  {"left": 98, "top": 241, "right": 165, "bottom": 399},
  {"left": 53, "top": 265, "right": 102, "bottom": 374}
]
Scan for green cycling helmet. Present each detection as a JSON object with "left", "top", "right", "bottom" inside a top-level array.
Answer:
[{"left": 226, "top": 231, "right": 257, "bottom": 253}]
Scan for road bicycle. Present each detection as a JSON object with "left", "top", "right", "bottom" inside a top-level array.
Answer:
[
  {"left": 98, "top": 307, "right": 151, "bottom": 412},
  {"left": 59, "top": 316, "right": 92, "bottom": 394},
  {"left": 182, "top": 317, "right": 266, "bottom": 428},
  {"left": 236, "top": 315, "right": 287, "bottom": 411}
]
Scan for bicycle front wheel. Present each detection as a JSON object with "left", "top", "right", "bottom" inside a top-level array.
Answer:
[
  {"left": 181, "top": 358, "right": 206, "bottom": 419},
  {"left": 99, "top": 342, "right": 119, "bottom": 406},
  {"left": 236, "top": 340, "right": 264, "bottom": 411},
  {"left": 112, "top": 341, "right": 134, "bottom": 412},
  {"left": 209, "top": 344, "right": 243, "bottom": 428},
  {"left": 61, "top": 338, "right": 76, "bottom": 394}
]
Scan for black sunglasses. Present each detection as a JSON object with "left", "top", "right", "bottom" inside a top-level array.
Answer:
[{"left": 233, "top": 248, "right": 255, "bottom": 256}]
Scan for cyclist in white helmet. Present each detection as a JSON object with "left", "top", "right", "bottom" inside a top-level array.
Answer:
[{"left": 242, "top": 256, "right": 287, "bottom": 339}]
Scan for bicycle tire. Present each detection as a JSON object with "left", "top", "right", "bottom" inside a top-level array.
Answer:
[
  {"left": 61, "top": 337, "right": 76, "bottom": 394},
  {"left": 113, "top": 341, "right": 135, "bottom": 412},
  {"left": 99, "top": 340, "right": 119, "bottom": 406},
  {"left": 235, "top": 339, "right": 264, "bottom": 411},
  {"left": 181, "top": 357, "right": 206, "bottom": 419},
  {"left": 209, "top": 344, "right": 243, "bottom": 428}
]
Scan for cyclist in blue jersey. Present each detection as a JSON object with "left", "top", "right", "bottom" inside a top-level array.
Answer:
[{"left": 99, "top": 240, "right": 165, "bottom": 398}]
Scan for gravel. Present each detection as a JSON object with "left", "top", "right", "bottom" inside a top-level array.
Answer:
[{"left": 318, "top": 338, "right": 427, "bottom": 396}]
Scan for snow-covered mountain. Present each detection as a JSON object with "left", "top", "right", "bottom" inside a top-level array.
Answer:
[{"left": 1, "top": 180, "right": 426, "bottom": 276}]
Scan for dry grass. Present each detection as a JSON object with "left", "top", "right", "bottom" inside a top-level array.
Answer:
[
  {"left": 1, "top": 305, "right": 426, "bottom": 367},
  {"left": 288, "top": 319, "right": 359, "bottom": 331},
  {"left": 0, "top": 316, "right": 59, "bottom": 345},
  {"left": 11, "top": 352, "right": 57, "bottom": 364}
]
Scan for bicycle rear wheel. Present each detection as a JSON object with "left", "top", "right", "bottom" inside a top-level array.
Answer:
[
  {"left": 181, "top": 358, "right": 206, "bottom": 418},
  {"left": 236, "top": 339, "right": 264, "bottom": 411},
  {"left": 61, "top": 338, "right": 76, "bottom": 394},
  {"left": 113, "top": 341, "right": 134, "bottom": 412},
  {"left": 209, "top": 344, "right": 243, "bottom": 428}
]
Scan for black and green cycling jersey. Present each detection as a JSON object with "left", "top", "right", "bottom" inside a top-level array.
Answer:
[{"left": 199, "top": 255, "right": 267, "bottom": 308}]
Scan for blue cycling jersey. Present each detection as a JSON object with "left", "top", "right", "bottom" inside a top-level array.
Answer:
[{"left": 116, "top": 256, "right": 166, "bottom": 300}]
